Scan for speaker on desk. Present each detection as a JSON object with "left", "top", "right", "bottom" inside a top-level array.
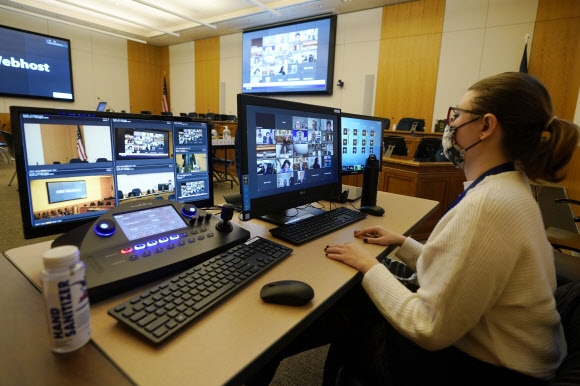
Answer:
[{"left": 360, "top": 154, "right": 385, "bottom": 216}]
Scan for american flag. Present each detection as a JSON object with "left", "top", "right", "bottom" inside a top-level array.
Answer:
[
  {"left": 162, "top": 76, "right": 170, "bottom": 113},
  {"left": 77, "top": 125, "right": 87, "bottom": 161}
]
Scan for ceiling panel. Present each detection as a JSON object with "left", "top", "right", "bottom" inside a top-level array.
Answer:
[{"left": 0, "top": 0, "right": 415, "bottom": 46}]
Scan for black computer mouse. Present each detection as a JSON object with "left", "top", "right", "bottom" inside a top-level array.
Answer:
[
  {"left": 260, "top": 280, "right": 314, "bottom": 306},
  {"left": 359, "top": 205, "right": 385, "bottom": 217}
]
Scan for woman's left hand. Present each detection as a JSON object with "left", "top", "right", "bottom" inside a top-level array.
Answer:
[{"left": 324, "top": 242, "right": 380, "bottom": 274}]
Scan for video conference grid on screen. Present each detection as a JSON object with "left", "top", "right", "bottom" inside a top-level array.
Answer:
[
  {"left": 248, "top": 107, "right": 337, "bottom": 196},
  {"left": 241, "top": 16, "right": 335, "bottom": 95},
  {"left": 17, "top": 112, "right": 211, "bottom": 230},
  {"left": 340, "top": 116, "right": 383, "bottom": 173}
]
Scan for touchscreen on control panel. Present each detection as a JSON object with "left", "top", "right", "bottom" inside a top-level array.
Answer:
[{"left": 113, "top": 205, "right": 187, "bottom": 241}]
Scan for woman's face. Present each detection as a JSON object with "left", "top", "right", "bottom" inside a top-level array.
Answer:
[{"left": 452, "top": 91, "right": 482, "bottom": 149}]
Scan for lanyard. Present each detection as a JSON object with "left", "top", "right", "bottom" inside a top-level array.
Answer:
[{"left": 443, "top": 162, "right": 515, "bottom": 216}]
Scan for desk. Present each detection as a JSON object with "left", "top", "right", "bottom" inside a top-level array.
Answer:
[
  {"left": 2, "top": 192, "right": 438, "bottom": 386},
  {"left": 212, "top": 138, "right": 238, "bottom": 188}
]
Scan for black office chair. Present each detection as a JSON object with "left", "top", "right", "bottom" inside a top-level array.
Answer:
[
  {"left": 69, "top": 158, "right": 81, "bottom": 163},
  {"left": 141, "top": 110, "right": 152, "bottom": 114},
  {"left": 188, "top": 112, "right": 198, "bottom": 118},
  {"left": 96, "top": 158, "right": 108, "bottom": 162},
  {"left": 228, "top": 115, "right": 237, "bottom": 121},
  {"left": 117, "top": 190, "right": 124, "bottom": 200},
  {"left": 206, "top": 113, "right": 216, "bottom": 120},
  {"left": 132, "top": 188, "right": 142, "bottom": 197},
  {"left": 161, "top": 111, "right": 173, "bottom": 116},
  {"left": 180, "top": 113, "right": 187, "bottom": 117},
  {"left": 396, "top": 118, "right": 425, "bottom": 132}
]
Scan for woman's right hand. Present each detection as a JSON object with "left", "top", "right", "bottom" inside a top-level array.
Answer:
[{"left": 353, "top": 226, "right": 407, "bottom": 247}]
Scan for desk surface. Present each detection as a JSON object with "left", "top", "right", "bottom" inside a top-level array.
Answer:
[{"left": 3, "top": 192, "right": 438, "bottom": 386}]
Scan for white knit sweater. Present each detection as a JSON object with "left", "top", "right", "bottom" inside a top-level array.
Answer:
[{"left": 362, "top": 171, "right": 567, "bottom": 379}]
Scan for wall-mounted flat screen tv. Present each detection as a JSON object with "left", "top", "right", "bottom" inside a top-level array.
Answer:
[
  {"left": 46, "top": 180, "right": 87, "bottom": 204},
  {"left": 0, "top": 24, "right": 74, "bottom": 101},
  {"left": 241, "top": 15, "right": 337, "bottom": 96}
]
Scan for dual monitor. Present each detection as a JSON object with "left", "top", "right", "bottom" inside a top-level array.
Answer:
[{"left": 12, "top": 95, "right": 443, "bottom": 240}]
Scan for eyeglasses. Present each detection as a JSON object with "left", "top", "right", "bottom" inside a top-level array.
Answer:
[{"left": 446, "top": 107, "right": 483, "bottom": 126}]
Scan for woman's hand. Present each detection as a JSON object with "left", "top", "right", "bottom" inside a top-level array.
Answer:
[
  {"left": 353, "top": 226, "right": 407, "bottom": 247},
  {"left": 324, "top": 242, "right": 379, "bottom": 273}
]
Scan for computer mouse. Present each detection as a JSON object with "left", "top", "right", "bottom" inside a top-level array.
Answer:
[
  {"left": 359, "top": 205, "right": 385, "bottom": 217},
  {"left": 260, "top": 280, "right": 314, "bottom": 306}
]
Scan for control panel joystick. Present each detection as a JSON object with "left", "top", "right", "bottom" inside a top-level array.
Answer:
[{"left": 215, "top": 204, "right": 235, "bottom": 233}]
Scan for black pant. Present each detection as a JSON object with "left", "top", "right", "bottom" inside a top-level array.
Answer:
[{"left": 246, "top": 285, "right": 548, "bottom": 386}]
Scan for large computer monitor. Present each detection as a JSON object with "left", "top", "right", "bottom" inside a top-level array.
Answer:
[
  {"left": 11, "top": 106, "right": 214, "bottom": 239},
  {"left": 236, "top": 94, "right": 342, "bottom": 225},
  {"left": 340, "top": 112, "right": 388, "bottom": 201}
]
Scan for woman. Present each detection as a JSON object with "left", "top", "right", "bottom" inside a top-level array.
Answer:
[
  {"left": 322, "top": 72, "right": 579, "bottom": 384},
  {"left": 247, "top": 72, "right": 579, "bottom": 386},
  {"left": 280, "top": 159, "right": 291, "bottom": 173}
]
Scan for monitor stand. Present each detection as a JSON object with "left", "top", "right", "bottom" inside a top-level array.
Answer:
[
  {"left": 342, "top": 184, "right": 362, "bottom": 202},
  {"left": 259, "top": 205, "right": 326, "bottom": 226}
]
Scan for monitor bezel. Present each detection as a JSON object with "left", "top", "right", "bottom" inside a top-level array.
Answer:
[
  {"left": 10, "top": 106, "right": 214, "bottom": 239},
  {"left": 236, "top": 94, "right": 342, "bottom": 222}
]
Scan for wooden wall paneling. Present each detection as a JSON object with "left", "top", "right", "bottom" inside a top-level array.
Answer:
[
  {"left": 127, "top": 42, "right": 170, "bottom": 114},
  {"left": 536, "top": 0, "right": 580, "bottom": 21},
  {"left": 375, "top": 0, "right": 445, "bottom": 129},
  {"left": 40, "top": 125, "right": 77, "bottom": 164},
  {"left": 380, "top": 0, "right": 446, "bottom": 39},
  {"left": 529, "top": 10, "right": 580, "bottom": 120},
  {"left": 195, "top": 38, "right": 220, "bottom": 115}
]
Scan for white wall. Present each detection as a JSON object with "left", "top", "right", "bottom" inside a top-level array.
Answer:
[
  {"left": 169, "top": 42, "right": 196, "bottom": 115},
  {"left": 0, "top": 9, "right": 130, "bottom": 113},
  {"left": 434, "top": 0, "right": 539, "bottom": 128}
]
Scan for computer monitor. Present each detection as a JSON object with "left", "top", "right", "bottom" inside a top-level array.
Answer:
[
  {"left": 340, "top": 112, "right": 389, "bottom": 201},
  {"left": 10, "top": 106, "right": 214, "bottom": 239},
  {"left": 236, "top": 94, "right": 342, "bottom": 225},
  {"left": 413, "top": 137, "right": 443, "bottom": 162},
  {"left": 383, "top": 135, "right": 408, "bottom": 157}
]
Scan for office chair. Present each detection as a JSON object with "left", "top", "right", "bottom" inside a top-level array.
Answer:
[
  {"left": 131, "top": 188, "right": 142, "bottom": 197},
  {"left": 141, "top": 110, "right": 152, "bottom": 114},
  {"left": 69, "top": 158, "right": 81, "bottom": 163},
  {"left": 117, "top": 190, "right": 124, "bottom": 200},
  {"left": 161, "top": 111, "right": 173, "bottom": 116},
  {"left": 188, "top": 112, "right": 198, "bottom": 118},
  {"left": 396, "top": 118, "right": 425, "bottom": 132},
  {"left": 546, "top": 198, "right": 580, "bottom": 254},
  {"left": 206, "top": 112, "right": 216, "bottom": 120},
  {"left": 180, "top": 113, "right": 187, "bottom": 117},
  {"left": 96, "top": 158, "right": 108, "bottom": 162}
]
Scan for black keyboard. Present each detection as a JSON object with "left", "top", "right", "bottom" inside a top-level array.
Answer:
[
  {"left": 269, "top": 207, "right": 367, "bottom": 245},
  {"left": 107, "top": 236, "right": 292, "bottom": 344}
]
